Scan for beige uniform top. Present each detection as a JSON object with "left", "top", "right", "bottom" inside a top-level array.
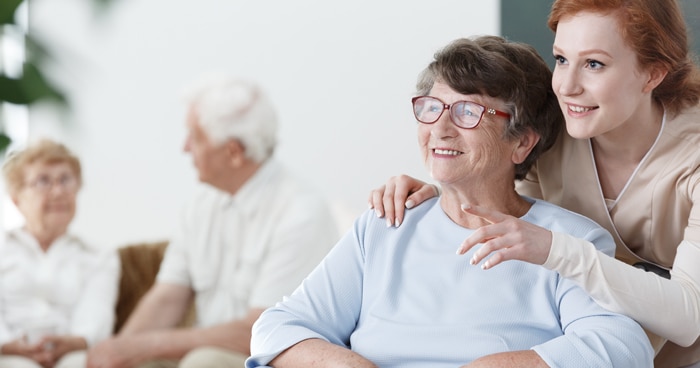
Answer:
[{"left": 516, "top": 105, "right": 700, "bottom": 367}]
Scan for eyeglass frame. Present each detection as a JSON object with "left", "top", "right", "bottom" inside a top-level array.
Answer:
[
  {"left": 411, "top": 96, "right": 511, "bottom": 129},
  {"left": 24, "top": 173, "right": 80, "bottom": 193}
]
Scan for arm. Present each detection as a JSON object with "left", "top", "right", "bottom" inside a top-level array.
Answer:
[
  {"left": 460, "top": 351, "right": 547, "bottom": 368},
  {"left": 270, "top": 339, "right": 378, "bottom": 368},
  {"left": 531, "top": 270, "right": 653, "bottom": 367},
  {"left": 88, "top": 305, "right": 261, "bottom": 368},
  {"left": 454, "top": 205, "right": 653, "bottom": 365},
  {"left": 458, "top": 201, "right": 695, "bottom": 346},
  {"left": 120, "top": 282, "right": 194, "bottom": 335},
  {"left": 86, "top": 283, "right": 194, "bottom": 368},
  {"left": 367, "top": 175, "right": 438, "bottom": 227},
  {"left": 248, "top": 220, "right": 367, "bottom": 367},
  {"left": 70, "top": 248, "right": 121, "bottom": 346},
  {"left": 122, "top": 307, "right": 263, "bottom": 359},
  {"left": 457, "top": 204, "right": 700, "bottom": 347},
  {"left": 544, "top": 235, "right": 700, "bottom": 346}
]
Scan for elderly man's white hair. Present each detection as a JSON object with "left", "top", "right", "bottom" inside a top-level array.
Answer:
[{"left": 185, "top": 76, "right": 278, "bottom": 163}]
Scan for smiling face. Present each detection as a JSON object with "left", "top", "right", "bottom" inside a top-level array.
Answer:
[
  {"left": 14, "top": 162, "right": 79, "bottom": 237},
  {"left": 551, "top": 11, "right": 658, "bottom": 139},
  {"left": 417, "top": 81, "right": 520, "bottom": 189}
]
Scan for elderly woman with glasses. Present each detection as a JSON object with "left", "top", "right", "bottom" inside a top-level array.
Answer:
[
  {"left": 0, "top": 139, "right": 119, "bottom": 368},
  {"left": 245, "top": 36, "right": 653, "bottom": 368}
]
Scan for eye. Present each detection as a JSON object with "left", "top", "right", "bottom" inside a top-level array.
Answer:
[
  {"left": 586, "top": 59, "right": 605, "bottom": 69},
  {"left": 453, "top": 102, "right": 482, "bottom": 119},
  {"left": 458, "top": 103, "right": 479, "bottom": 117},
  {"left": 33, "top": 176, "right": 51, "bottom": 189},
  {"left": 427, "top": 103, "right": 442, "bottom": 113},
  {"left": 554, "top": 55, "right": 567, "bottom": 65},
  {"left": 59, "top": 174, "right": 74, "bottom": 185}
]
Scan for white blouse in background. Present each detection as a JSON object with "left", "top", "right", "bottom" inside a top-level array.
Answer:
[{"left": 0, "top": 228, "right": 120, "bottom": 347}]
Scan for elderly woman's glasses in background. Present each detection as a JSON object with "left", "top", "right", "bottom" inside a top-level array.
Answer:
[
  {"left": 25, "top": 174, "right": 78, "bottom": 193},
  {"left": 412, "top": 96, "right": 511, "bottom": 129}
]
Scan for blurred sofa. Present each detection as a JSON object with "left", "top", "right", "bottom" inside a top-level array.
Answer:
[{"left": 114, "top": 241, "right": 195, "bottom": 332}]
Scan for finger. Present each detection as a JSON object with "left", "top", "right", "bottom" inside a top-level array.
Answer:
[
  {"left": 472, "top": 236, "right": 514, "bottom": 267},
  {"left": 456, "top": 231, "right": 484, "bottom": 255},
  {"left": 456, "top": 223, "right": 501, "bottom": 255},
  {"left": 466, "top": 226, "right": 517, "bottom": 265},
  {"left": 461, "top": 203, "right": 511, "bottom": 224},
  {"left": 481, "top": 250, "right": 507, "bottom": 270},
  {"left": 382, "top": 180, "right": 398, "bottom": 226},
  {"left": 405, "top": 183, "right": 440, "bottom": 209},
  {"left": 392, "top": 180, "right": 415, "bottom": 227},
  {"left": 369, "top": 186, "right": 386, "bottom": 218}
]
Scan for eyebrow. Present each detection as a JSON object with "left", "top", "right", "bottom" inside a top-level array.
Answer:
[{"left": 553, "top": 45, "right": 613, "bottom": 59}]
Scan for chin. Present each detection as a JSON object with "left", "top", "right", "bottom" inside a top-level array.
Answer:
[{"left": 564, "top": 122, "right": 598, "bottom": 140}]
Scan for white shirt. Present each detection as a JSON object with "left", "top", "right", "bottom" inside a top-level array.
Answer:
[
  {"left": 0, "top": 228, "right": 120, "bottom": 347},
  {"left": 157, "top": 160, "right": 339, "bottom": 327}
]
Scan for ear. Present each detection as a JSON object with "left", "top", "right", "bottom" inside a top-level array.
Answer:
[
  {"left": 512, "top": 129, "right": 540, "bottom": 165},
  {"left": 642, "top": 65, "right": 668, "bottom": 93},
  {"left": 226, "top": 139, "right": 247, "bottom": 168},
  {"left": 11, "top": 194, "right": 20, "bottom": 208}
]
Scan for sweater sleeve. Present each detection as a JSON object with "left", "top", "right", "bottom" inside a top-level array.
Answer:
[
  {"left": 247, "top": 218, "right": 366, "bottom": 367},
  {"left": 544, "top": 232, "right": 700, "bottom": 347}
]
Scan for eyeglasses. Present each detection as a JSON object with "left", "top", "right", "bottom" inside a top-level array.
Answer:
[
  {"left": 411, "top": 96, "right": 511, "bottom": 129},
  {"left": 25, "top": 174, "right": 79, "bottom": 193}
]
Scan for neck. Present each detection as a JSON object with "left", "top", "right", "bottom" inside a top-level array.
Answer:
[
  {"left": 591, "top": 101, "right": 663, "bottom": 164},
  {"left": 439, "top": 180, "right": 530, "bottom": 229},
  {"left": 25, "top": 224, "right": 65, "bottom": 251},
  {"left": 215, "top": 160, "right": 263, "bottom": 195}
]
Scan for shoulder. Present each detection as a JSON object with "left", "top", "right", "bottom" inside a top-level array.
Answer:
[
  {"left": 525, "top": 197, "right": 611, "bottom": 239},
  {"left": 664, "top": 105, "right": 700, "bottom": 146},
  {"left": 657, "top": 107, "right": 700, "bottom": 185},
  {"left": 260, "top": 161, "right": 333, "bottom": 212},
  {"left": 179, "top": 184, "right": 229, "bottom": 216},
  {"left": 65, "top": 234, "right": 117, "bottom": 256}
]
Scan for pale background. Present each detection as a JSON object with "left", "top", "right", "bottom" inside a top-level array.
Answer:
[{"left": 2, "top": 0, "right": 500, "bottom": 249}]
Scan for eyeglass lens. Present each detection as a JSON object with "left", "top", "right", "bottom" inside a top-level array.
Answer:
[
  {"left": 27, "top": 174, "right": 78, "bottom": 192},
  {"left": 413, "top": 96, "right": 484, "bottom": 129}
]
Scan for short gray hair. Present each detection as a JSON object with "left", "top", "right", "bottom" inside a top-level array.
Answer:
[{"left": 184, "top": 77, "right": 278, "bottom": 163}]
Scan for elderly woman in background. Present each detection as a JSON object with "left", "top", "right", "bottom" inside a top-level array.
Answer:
[
  {"left": 0, "top": 139, "right": 119, "bottom": 368},
  {"left": 246, "top": 36, "right": 652, "bottom": 368}
]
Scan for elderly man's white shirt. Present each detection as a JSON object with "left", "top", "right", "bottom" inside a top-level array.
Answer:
[
  {"left": 157, "top": 159, "right": 339, "bottom": 327},
  {"left": 0, "top": 229, "right": 120, "bottom": 347}
]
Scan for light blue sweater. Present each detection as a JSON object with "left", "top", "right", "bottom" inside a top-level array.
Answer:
[{"left": 247, "top": 197, "right": 653, "bottom": 368}]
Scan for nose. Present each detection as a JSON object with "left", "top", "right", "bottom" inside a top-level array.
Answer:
[
  {"left": 430, "top": 110, "right": 458, "bottom": 139},
  {"left": 553, "top": 67, "right": 582, "bottom": 97},
  {"left": 183, "top": 135, "right": 191, "bottom": 153}
]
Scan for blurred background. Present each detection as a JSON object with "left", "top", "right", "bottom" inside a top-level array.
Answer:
[{"left": 0, "top": 0, "right": 698, "bottom": 250}]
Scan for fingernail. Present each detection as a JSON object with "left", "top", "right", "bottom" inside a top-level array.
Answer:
[
  {"left": 394, "top": 219, "right": 401, "bottom": 227},
  {"left": 406, "top": 200, "right": 415, "bottom": 209},
  {"left": 470, "top": 256, "right": 476, "bottom": 265},
  {"left": 386, "top": 218, "right": 392, "bottom": 227},
  {"left": 482, "top": 261, "right": 489, "bottom": 270},
  {"left": 375, "top": 209, "right": 382, "bottom": 218},
  {"left": 461, "top": 203, "right": 470, "bottom": 211},
  {"left": 368, "top": 203, "right": 374, "bottom": 209}
]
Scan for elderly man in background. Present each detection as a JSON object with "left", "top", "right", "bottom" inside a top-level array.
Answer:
[
  {"left": 0, "top": 139, "right": 120, "bottom": 368},
  {"left": 86, "top": 77, "right": 339, "bottom": 368}
]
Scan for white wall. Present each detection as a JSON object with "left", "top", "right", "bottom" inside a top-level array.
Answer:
[{"left": 19, "top": 0, "right": 500, "bottom": 249}]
